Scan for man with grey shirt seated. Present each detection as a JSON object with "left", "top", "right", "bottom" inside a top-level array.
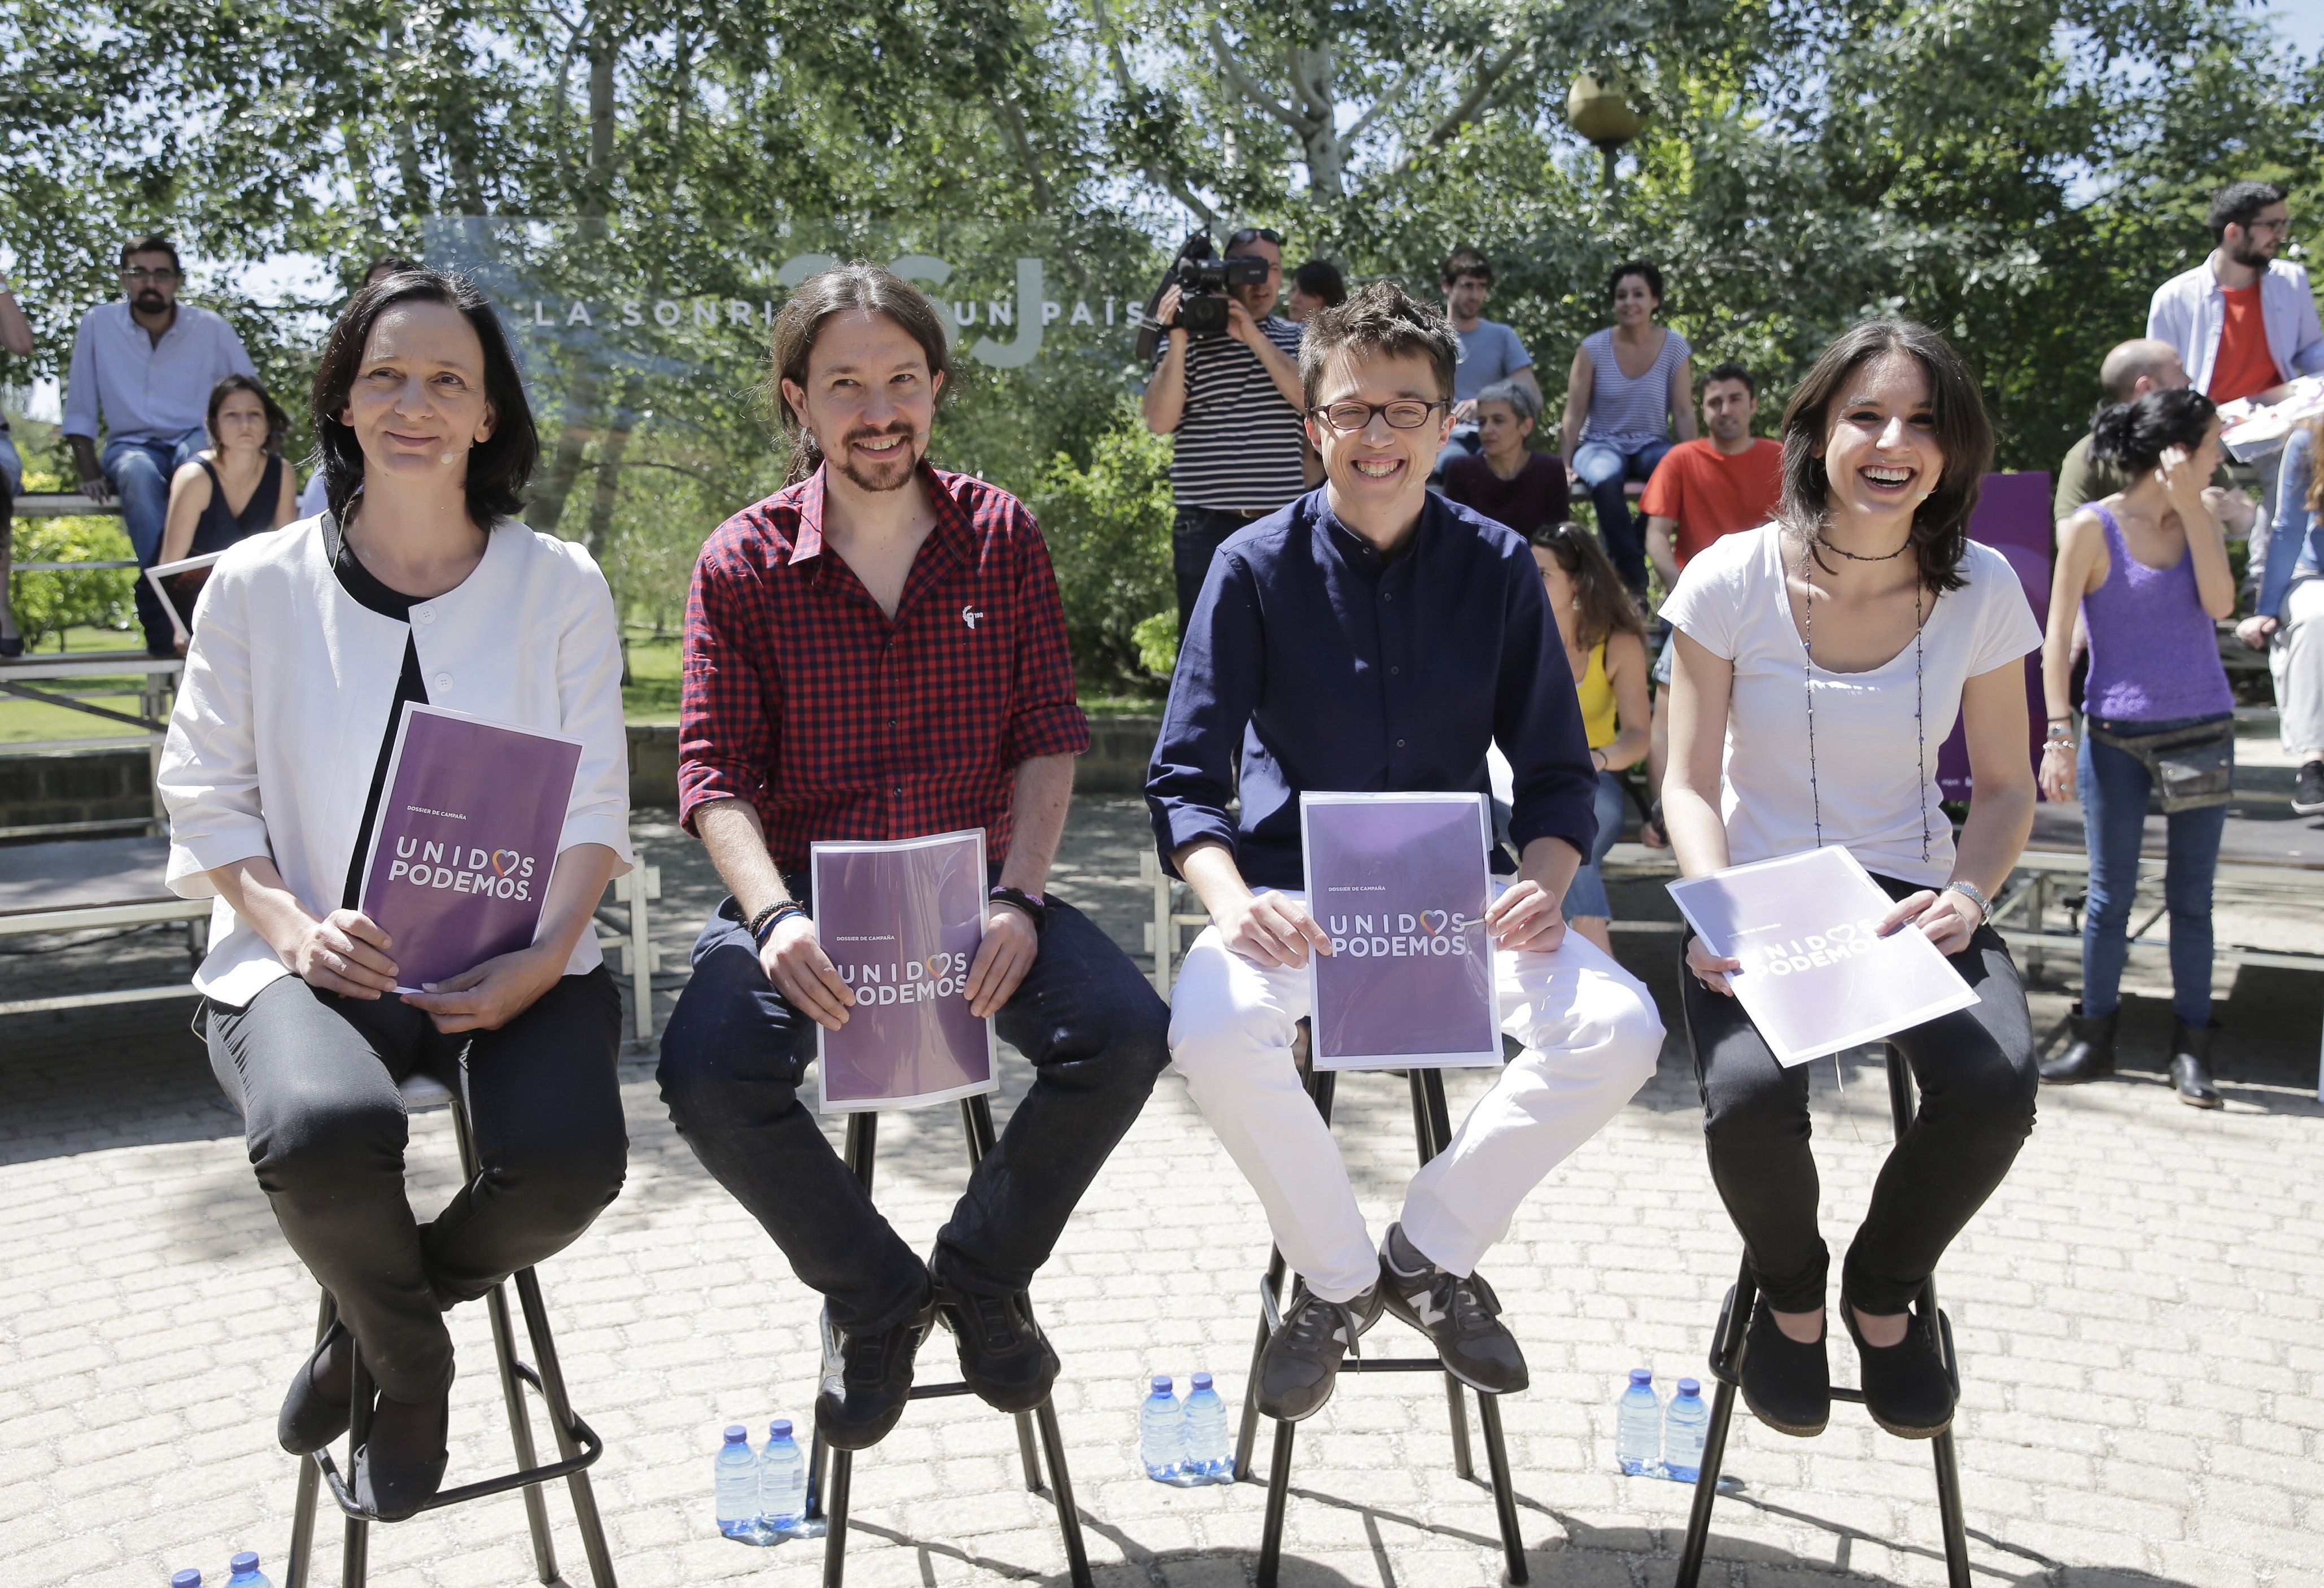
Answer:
[{"left": 1435, "top": 248, "right": 1540, "bottom": 475}]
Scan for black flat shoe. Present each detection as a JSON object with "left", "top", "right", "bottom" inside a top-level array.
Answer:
[
  {"left": 352, "top": 1391, "right": 450, "bottom": 1522},
  {"left": 278, "top": 1320, "right": 353, "bottom": 1455},
  {"left": 1739, "top": 1298, "right": 1829, "bottom": 1437},
  {"left": 1841, "top": 1299, "right": 1955, "bottom": 1439}
]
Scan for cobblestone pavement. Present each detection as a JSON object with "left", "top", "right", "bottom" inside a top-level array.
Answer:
[{"left": 2, "top": 797, "right": 2319, "bottom": 1588}]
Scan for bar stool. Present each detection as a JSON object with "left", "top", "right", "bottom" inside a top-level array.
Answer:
[
  {"left": 1232, "top": 1055, "right": 1529, "bottom": 1587},
  {"left": 1674, "top": 1044, "right": 1971, "bottom": 1588},
  {"left": 800, "top": 1092, "right": 1093, "bottom": 1588},
  {"left": 228, "top": 1072, "right": 620, "bottom": 1588}
]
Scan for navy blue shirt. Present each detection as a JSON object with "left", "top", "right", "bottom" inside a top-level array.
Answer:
[{"left": 1146, "top": 488, "right": 1597, "bottom": 890}]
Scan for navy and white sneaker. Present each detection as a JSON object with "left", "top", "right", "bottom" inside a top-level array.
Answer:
[
  {"left": 1256, "top": 1281, "right": 1384, "bottom": 1421},
  {"left": 1376, "top": 1223, "right": 1528, "bottom": 1395}
]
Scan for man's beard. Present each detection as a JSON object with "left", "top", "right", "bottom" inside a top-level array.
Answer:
[
  {"left": 830, "top": 424, "right": 923, "bottom": 492},
  {"left": 2226, "top": 238, "right": 2274, "bottom": 271},
  {"left": 133, "top": 290, "right": 168, "bottom": 313}
]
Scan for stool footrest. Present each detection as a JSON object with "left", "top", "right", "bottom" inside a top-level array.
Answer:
[
  {"left": 905, "top": 1380, "right": 979, "bottom": 1402},
  {"left": 311, "top": 1391, "right": 605, "bottom": 1522}
]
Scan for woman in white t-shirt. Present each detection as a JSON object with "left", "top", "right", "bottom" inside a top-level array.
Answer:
[{"left": 1660, "top": 320, "right": 2041, "bottom": 1447}]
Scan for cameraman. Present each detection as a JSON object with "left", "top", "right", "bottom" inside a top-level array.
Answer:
[{"left": 1142, "top": 226, "right": 1309, "bottom": 635}]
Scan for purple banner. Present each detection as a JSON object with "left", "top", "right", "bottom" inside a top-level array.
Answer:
[
  {"left": 1937, "top": 470, "right": 2052, "bottom": 800},
  {"left": 1301, "top": 793, "right": 1500, "bottom": 1070},
  {"left": 812, "top": 830, "right": 998, "bottom": 1111},
  {"left": 357, "top": 705, "right": 584, "bottom": 992}
]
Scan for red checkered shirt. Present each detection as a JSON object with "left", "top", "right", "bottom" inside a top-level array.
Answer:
[{"left": 679, "top": 463, "right": 1091, "bottom": 875}]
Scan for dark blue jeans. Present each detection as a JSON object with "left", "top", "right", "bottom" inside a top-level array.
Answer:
[
  {"left": 657, "top": 889, "right": 1169, "bottom": 1333},
  {"left": 1571, "top": 438, "right": 1672, "bottom": 595},
  {"left": 2078, "top": 713, "right": 2231, "bottom": 1027},
  {"left": 103, "top": 429, "right": 207, "bottom": 652},
  {"left": 1173, "top": 505, "right": 1263, "bottom": 638}
]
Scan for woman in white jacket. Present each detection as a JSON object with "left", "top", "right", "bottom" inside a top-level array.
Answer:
[{"left": 159, "top": 268, "right": 632, "bottom": 1521}]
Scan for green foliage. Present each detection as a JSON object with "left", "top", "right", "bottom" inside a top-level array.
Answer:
[
  {"left": 7, "top": 519, "right": 136, "bottom": 649},
  {"left": 1028, "top": 406, "right": 1176, "bottom": 694}
]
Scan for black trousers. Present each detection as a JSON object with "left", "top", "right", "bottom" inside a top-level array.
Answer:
[
  {"left": 657, "top": 892, "right": 1170, "bottom": 1336},
  {"left": 1173, "top": 505, "right": 1263, "bottom": 639},
  {"left": 1680, "top": 874, "right": 2038, "bottom": 1316},
  {"left": 207, "top": 967, "right": 628, "bottom": 1402}
]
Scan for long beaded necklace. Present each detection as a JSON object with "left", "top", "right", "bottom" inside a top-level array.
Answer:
[{"left": 1797, "top": 527, "right": 1931, "bottom": 862}]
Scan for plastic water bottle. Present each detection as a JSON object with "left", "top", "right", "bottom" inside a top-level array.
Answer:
[
  {"left": 1616, "top": 1368, "right": 1663, "bottom": 1476},
  {"left": 1182, "top": 1373, "right": 1231, "bottom": 1482},
  {"left": 225, "top": 1555, "right": 275, "bottom": 1588},
  {"left": 715, "top": 1425, "right": 763, "bottom": 1540},
  {"left": 1663, "top": 1379, "right": 1708, "bottom": 1483},
  {"left": 1139, "top": 1376, "right": 1186, "bottom": 1481},
  {"left": 171, "top": 1574, "right": 200, "bottom": 1588},
  {"left": 758, "top": 1419, "right": 806, "bottom": 1538}
]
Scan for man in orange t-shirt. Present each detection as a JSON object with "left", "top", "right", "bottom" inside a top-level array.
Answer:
[{"left": 1639, "top": 361, "right": 1783, "bottom": 592}]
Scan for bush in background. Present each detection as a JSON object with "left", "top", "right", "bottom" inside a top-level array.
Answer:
[
  {"left": 7, "top": 518, "right": 136, "bottom": 650},
  {"left": 1029, "top": 405, "right": 1174, "bottom": 697}
]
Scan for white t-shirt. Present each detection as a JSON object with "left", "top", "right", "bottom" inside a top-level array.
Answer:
[{"left": 1660, "top": 523, "right": 2042, "bottom": 888}]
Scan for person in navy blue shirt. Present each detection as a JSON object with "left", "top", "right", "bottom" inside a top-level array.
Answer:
[{"left": 1148, "top": 281, "right": 1664, "bottom": 1423}]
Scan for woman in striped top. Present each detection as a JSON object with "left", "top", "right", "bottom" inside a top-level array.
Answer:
[{"left": 1559, "top": 260, "right": 1695, "bottom": 598}]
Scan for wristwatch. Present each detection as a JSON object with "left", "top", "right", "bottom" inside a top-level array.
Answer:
[
  {"left": 1942, "top": 879, "right": 1992, "bottom": 927},
  {"left": 988, "top": 885, "right": 1047, "bottom": 927}
]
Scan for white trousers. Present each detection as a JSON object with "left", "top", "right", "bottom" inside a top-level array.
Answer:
[
  {"left": 1168, "top": 888, "right": 1666, "bottom": 1302},
  {"left": 2271, "top": 576, "right": 2324, "bottom": 762}
]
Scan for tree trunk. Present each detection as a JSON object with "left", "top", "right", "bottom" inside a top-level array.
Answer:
[{"left": 528, "top": 30, "right": 621, "bottom": 535}]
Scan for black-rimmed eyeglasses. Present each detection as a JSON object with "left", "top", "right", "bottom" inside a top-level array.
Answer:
[{"left": 1307, "top": 399, "right": 1448, "bottom": 433}]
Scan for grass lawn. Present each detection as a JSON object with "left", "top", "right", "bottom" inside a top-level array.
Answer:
[{"left": 0, "top": 626, "right": 161, "bottom": 744}]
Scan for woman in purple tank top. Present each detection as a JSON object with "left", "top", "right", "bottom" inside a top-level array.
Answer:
[{"left": 2037, "top": 388, "right": 2236, "bottom": 1105}]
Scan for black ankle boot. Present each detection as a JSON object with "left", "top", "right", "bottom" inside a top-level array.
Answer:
[
  {"left": 2169, "top": 1021, "right": 2222, "bottom": 1109},
  {"left": 2039, "top": 1004, "right": 2117, "bottom": 1084}
]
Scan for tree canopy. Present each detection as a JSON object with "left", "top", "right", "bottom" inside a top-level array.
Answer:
[{"left": 4, "top": 0, "right": 2318, "bottom": 686}]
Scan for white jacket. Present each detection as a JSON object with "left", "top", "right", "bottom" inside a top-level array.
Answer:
[{"left": 160, "top": 515, "right": 634, "bottom": 1006}]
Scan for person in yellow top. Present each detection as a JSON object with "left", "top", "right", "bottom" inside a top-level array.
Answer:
[{"left": 1527, "top": 523, "right": 1650, "bottom": 952}]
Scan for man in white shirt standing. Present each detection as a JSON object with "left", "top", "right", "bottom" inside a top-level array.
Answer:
[{"left": 64, "top": 234, "right": 257, "bottom": 656}]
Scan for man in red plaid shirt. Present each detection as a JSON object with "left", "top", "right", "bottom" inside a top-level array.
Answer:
[{"left": 657, "top": 267, "right": 1169, "bottom": 1452}]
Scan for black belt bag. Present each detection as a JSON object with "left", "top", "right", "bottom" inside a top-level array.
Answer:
[{"left": 2088, "top": 718, "right": 2234, "bottom": 813}]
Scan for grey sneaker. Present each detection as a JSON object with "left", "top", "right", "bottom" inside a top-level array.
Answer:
[
  {"left": 1377, "top": 1228, "right": 1529, "bottom": 1394},
  {"left": 1256, "top": 1281, "right": 1383, "bottom": 1421}
]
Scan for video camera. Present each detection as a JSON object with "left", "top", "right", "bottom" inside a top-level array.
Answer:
[{"left": 1134, "top": 233, "right": 1273, "bottom": 360}]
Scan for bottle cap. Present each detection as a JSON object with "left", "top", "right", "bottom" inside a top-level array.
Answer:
[
  {"left": 1628, "top": 1368, "right": 1653, "bottom": 1385},
  {"left": 770, "top": 1419, "right": 793, "bottom": 1438},
  {"left": 723, "top": 1425, "right": 748, "bottom": 1443},
  {"left": 173, "top": 1574, "right": 202, "bottom": 1588},
  {"left": 1151, "top": 1375, "right": 1173, "bottom": 1394},
  {"left": 232, "top": 1556, "right": 261, "bottom": 1573},
  {"left": 1191, "top": 1372, "right": 1213, "bottom": 1390},
  {"left": 1677, "top": 1378, "right": 1700, "bottom": 1397}
]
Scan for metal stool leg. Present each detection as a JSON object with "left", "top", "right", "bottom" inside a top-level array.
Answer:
[
  {"left": 455, "top": 1093, "right": 561, "bottom": 1585},
  {"left": 1257, "top": 1419, "right": 1296, "bottom": 1587},
  {"left": 1234, "top": 1248, "right": 1287, "bottom": 1481},
  {"left": 1675, "top": 1267, "right": 1754, "bottom": 1588},
  {"left": 1409, "top": 1072, "right": 1478, "bottom": 1481},
  {"left": 822, "top": 1448, "right": 854, "bottom": 1588},
  {"left": 1474, "top": 1391, "right": 1527, "bottom": 1584},
  {"left": 1032, "top": 1400, "right": 1093, "bottom": 1586},
  {"left": 342, "top": 1348, "right": 373, "bottom": 1588},
  {"left": 515, "top": 1267, "right": 620, "bottom": 1587},
  {"left": 284, "top": 1294, "right": 333, "bottom": 1588}
]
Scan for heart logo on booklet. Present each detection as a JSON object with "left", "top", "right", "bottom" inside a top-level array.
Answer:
[
  {"left": 490, "top": 849, "right": 522, "bottom": 878},
  {"left": 1422, "top": 910, "right": 1450, "bottom": 936}
]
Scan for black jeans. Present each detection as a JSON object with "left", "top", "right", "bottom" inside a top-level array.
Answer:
[
  {"left": 207, "top": 967, "right": 628, "bottom": 1402},
  {"left": 1680, "top": 873, "right": 2038, "bottom": 1316},
  {"left": 657, "top": 891, "right": 1170, "bottom": 1335},
  {"left": 1173, "top": 505, "right": 1264, "bottom": 638}
]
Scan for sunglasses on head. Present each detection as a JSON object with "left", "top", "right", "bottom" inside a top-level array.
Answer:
[{"left": 1227, "top": 226, "right": 1284, "bottom": 248}]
